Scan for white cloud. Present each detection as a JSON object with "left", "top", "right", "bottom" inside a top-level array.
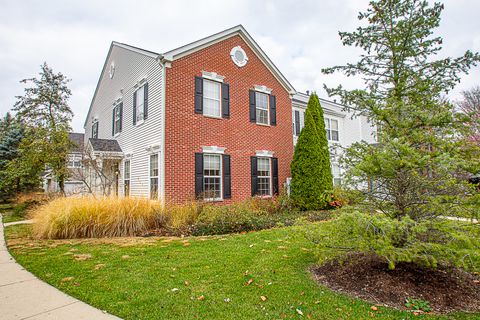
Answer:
[{"left": 1, "top": 0, "right": 479, "bottom": 131}]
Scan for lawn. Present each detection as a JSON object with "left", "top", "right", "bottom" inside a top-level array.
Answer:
[
  {"left": 5, "top": 224, "right": 479, "bottom": 320},
  {"left": 0, "top": 203, "right": 29, "bottom": 224}
]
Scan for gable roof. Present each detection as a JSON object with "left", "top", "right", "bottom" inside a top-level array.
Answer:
[
  {"left": 162, "top": 25, "right": 296, "bottom": 94},
  {"left": 84, "top": 25, "right": 296, "bottom": 128},
  {"left": 88, "top": 138, "right": 123, "bottom": 153}
]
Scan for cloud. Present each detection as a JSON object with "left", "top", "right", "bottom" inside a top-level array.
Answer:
[{"left": 1, "top": 0, "right": 479, "bottom": 131}]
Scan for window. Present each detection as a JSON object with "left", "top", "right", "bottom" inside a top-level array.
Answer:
[
  {"left": 257, "top": 157, "right": 271, "bottom": 196},
  {"left": 325, "top": 118, "right": 339, "bottom": 141},
  {"left": 67, "top": 155, "right": 81, "bottom": 168},
  {"left": 92, "top": 121, "right": 98, "bottom": 139},
  {"left": 113, "top": 104, "right": 122, "bottom": 135},
  {"left": 203, "top": 79, "right": 221, "bottom": 117},
  {"left": 124, "top": 160, "right": 130, "bottom": 197},
  {"left": 149, "top": 154, "right": 159, "bottom": 200},
  {"left": 136, "top": 85, "right": 145, "bottom": 123},
  {"left": 255, "top": 92, "right": 269, "bottom": 125},
  {"left": 203, "top": 154, "right": 222, "bottom": 200},
  {"left": 332, "top": 164, "right": 342, "bottom": 186}
]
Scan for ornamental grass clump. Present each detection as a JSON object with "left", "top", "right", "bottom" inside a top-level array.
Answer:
[{"left": 32, "top": 197, "right": 163, "bottom": 239}]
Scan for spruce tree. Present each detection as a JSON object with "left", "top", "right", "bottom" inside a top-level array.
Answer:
[{"left": 291, "top": 93, "right": 333, "bottom": 210}]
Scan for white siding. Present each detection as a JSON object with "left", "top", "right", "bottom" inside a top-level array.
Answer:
[
  {"left": 291, "top": 93, "right": 377, "bottom": 183},
  {"left": 84, "top": 45, "right": 164, "bottom": 199}
]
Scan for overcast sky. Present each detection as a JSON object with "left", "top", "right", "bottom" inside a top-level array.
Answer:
[{"left": 1, "top": 0, "right": 479, "bottom": 132}]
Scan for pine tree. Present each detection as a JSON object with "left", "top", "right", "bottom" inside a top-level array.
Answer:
[{"left": 290, "top": 93, "right": 333, "bottom": 210}]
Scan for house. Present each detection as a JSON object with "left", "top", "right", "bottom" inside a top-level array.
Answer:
[
  {"left": 82, "top": 25, "right": 376, "bottom": 204},
  {"left": 42, "top": 132, "right": 86, "bottom": 195},
  {"left": 292, "top": 92, "right": 377, "bottom": 185}
]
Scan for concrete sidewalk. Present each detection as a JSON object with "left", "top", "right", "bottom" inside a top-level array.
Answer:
[{"left": 0, "top": 217, "right": 121, "bottom": 320}]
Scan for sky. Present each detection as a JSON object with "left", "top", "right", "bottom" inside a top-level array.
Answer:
[{"left": 1, "top": 0, "right": 480, "bottom": 132}]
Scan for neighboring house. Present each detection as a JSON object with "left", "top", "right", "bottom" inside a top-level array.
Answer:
[
  {"left": 83, "top": 25, "right": 376, "bottom": 204},
  {"left": 292, "top": 93, "right": 377, "bottom": 185},
  {"left": 42, "top": 132, "right": 86, "bottom": 195}
]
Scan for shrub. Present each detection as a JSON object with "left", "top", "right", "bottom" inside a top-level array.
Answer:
[
  {"left": 304, "top": 209, "right": 480, "bottom": 271},
  {"left": 291, "top": 93, "right": 333, "bottom": 211},
  {"left": 32, "top": 197, "right": 163, "bottom": 239},
  {"left": 192, "top": 198, "right": 331, "bottom": 236}
]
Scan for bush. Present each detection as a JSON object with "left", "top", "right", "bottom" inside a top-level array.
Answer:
[
  {"left": 192, "top": 198, "right": 330, "bottom": 236},
  {"left": 304, "top": 209, "right": 480, "bottom": 271},
  {"left": 32, "top": 197, "right": 163, "bottom": 239}
]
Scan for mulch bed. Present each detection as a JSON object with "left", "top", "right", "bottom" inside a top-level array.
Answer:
[{"left": 312, "top": 254, "right": 480, "bottom": 314}]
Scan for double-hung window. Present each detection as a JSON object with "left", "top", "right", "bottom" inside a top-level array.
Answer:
[
  {"left": 67, "top": 155, "right": 81, "bottom": 168},
  {"left": 325, "top": 118, "right": 339, "bottom": 141},
  {"left": 203, "top": 79, "right": 221, "bottom": 117},
  {"left": 332, "top": 164, "right": 342, "bottom": 186},
  {"left": 92, "top": 121, "right": 99, "bottom": 139},
  {"left": 149, "top": 154, "right": 159, "bottom": 200},
  {"left": 136, "top": 85, "right": 145, "bottom": 123},
  {"left": 124, "top": 160, "right": 130, "bottom": 197},
  {"left": 255, "top": 92, "right": 269, "bottom": 125},
  {"left": 203, "top": 154, "right": 222, "bottom": 200},
  {"left": 113, "top": 104, "right": 122, "bottom": 135},
  {"left": 257, "top": 157, "right": 271, "bottom": 196}
]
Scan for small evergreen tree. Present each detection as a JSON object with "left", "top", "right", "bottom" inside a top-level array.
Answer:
[{"left": 291, "top": 93, "right": 333, "bottom": 210}]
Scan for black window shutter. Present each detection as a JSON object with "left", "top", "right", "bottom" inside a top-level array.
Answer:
[
  {"left": 133, "top": 90, "right": 137, "bottom": 125},
  {"left": 272, "top": 157, "right": 279, "bottom": 195},
  {"left": 195, "top": 153, "right": 204, "bottom": 198},
  {"left": 295, "top": 110, "right": 300, "bottom": 136},
  {"left": 223, "top": 154, "right": 231, "bottom": 199},
  {"left": 269, "top": 95, "right": 276, "bottom": 126},
  {"left": 249, "top": 90, "right": 256, "bottom": 122},
  {"left": 111, "top": 108, "right": 115, "bottom": 136},
  {"left": 251, "top": 156, "right": 258, "bottom": 196},
  {"left": 143, "top": 83, "right": 148, "bottom": 120},
  {"left": 195, "top": 76, "right": 203, "bottom": 114},
  {"left": 222, "top": 83, "right": 230, "bottom": 118},
  {"left": 119, "top": 103, "right": 123, "bottom": 132}
]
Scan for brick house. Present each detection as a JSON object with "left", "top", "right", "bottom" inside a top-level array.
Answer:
[{"left": 82, "top": 25, "right": 375, "bottom": 204}]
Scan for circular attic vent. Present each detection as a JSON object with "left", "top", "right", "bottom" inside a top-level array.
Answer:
[{"left": 230, "top": 46, "right": 248, "bottom": 67}]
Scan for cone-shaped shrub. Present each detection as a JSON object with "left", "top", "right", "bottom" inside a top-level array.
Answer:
[{"left": 290, "top": 93, "right": 333, "bottom": 210}]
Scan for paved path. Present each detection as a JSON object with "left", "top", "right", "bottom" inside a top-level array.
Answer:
[
  {"left": 0, "top": 216, "right": 121, "bottom": 320},
  {"left": 4, "top": 219, "right": 34, "bottom": 227}
]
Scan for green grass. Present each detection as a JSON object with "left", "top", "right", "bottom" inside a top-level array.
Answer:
[
  {"left": 5, "top": 224, "right": 479, "bottom": 320},
  {"left": 1, "top": 203, "right": 30, "bottom": 224}
]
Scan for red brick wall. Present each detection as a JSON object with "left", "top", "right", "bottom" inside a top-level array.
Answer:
[{"left": 164, "top": 35, "right": 293, "bottom": 204}]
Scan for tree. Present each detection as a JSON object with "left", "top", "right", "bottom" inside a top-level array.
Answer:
[
  {"left": 290, "top": 93, "right": 333, "bottom": 210},
  {"left": 323, "top": 0, "right": 480, "bottom": 221},
  {"left": 458, "top": 86, "right": 480, "bottom": 146},
  {"left": 12, "top": 62, "right": 73, "bottom": 194}
]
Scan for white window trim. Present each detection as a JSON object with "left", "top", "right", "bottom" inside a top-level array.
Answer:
[
  {"left": 255, "top": 91, "right": 270, "bottom": 126},
  {"left": 203, "top": 153, "right": 223, "bottom": 202},
  {"left": 135, "top": 85, "right": 146, "bottom": 126},
  {"left": 254, "top": 85, "right": 272, "bottom": 94},
  {"left": 124, "top": 159, "right": 131, "bottom": 197},
  {"left": 149, "top": 153, "right": 159, "bottom": 200},
  {"left": 91, "top": 120, "right": 99, "bottom": 139},
  {"left": 256, "top": 157, "right": 272, "bottom": 197},
  {"left": 202, "top": 71, "right": 224, "bottom": 83},
  {"left": 202, "top": 146, "right": 225, "bottom": 154},
  {"left": 230, "top": 46, "right": 248, "bottom": 67},
  {"left": 256, "top": 150, "right": 274, "bottom": 158},
  {"left": 113, "top": 102, "right": 122, "bottom": 137},
  {"left": 202, "top": 78, "right": 222, "bottom": 119}
]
